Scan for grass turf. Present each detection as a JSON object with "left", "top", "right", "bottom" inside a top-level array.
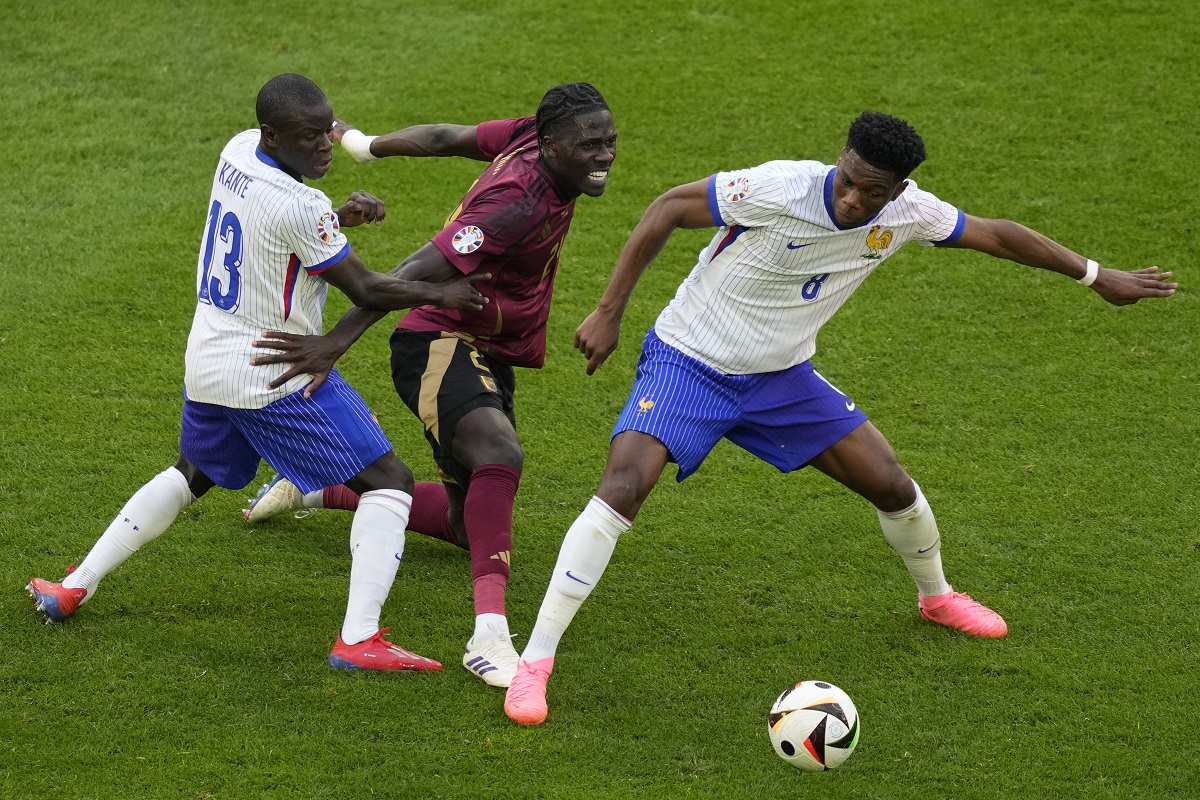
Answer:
[{"left": 2, "top": 1, "right": 1197, "bottom": 798}]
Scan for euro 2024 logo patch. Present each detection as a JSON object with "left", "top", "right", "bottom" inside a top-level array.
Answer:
[
  {"left": 452, "top": 225, "right": 485, "bottom": 254},
  {"left": 723, "top": 176, "right": 751, "bottom": 203},
  {"left": 317, "top": 211, "right": 340, "bottom": 244}
]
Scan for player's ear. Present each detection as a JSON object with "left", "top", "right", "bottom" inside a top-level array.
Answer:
[
  {"left": 259, "top": 124, "right": 278, "bottom": 148},
  {"left": 539, "top": 134, "right": 557, "bottom": 161},
  {"left": 890, "top": 180, "right": 908, "bottom": 201}
]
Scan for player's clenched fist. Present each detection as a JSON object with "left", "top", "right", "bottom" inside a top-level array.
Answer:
[{"left": 337, "top": 190, "right": 386, "bottom": 227}]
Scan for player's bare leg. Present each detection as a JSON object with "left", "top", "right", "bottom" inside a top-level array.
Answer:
[
  {"left": 506, "top": 431, "right": 668, "bottom": 724},
  {"left": 809, "top": 422, "right": 1007, "bottom": 638}
]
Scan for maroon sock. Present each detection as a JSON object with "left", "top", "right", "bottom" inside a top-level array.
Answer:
[
  {"left": 473, "top": 574, "right": 507, "bottom": 617},
  {"left": 322, "top": 484, "right": 361, "bottom": 511},
  {"left": 408, "top": 482, "right": 465, "bottom": 548},
  {"left": 463, "top": 463, "right": 520, "bottom": 616}
]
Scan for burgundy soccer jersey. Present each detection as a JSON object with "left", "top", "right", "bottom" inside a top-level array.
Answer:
[{"left": 400, "top": 117, "right": 577, "bottom": 368}]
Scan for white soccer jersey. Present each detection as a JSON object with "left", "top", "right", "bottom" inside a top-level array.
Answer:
[
  {"left": 654, "top": 160, "right": 964, "bottom": 374},
  {"left": 184, "top": 130, "right": 350, "bottom": 408}
]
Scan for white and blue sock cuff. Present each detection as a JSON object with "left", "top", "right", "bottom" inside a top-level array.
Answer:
[
  {"left": 163, "top": 466, "right": 198, "bottom": 504},
  {"left": 358, "top": 488, "right": 413, "bottom": 512},
  {"left": 586, "top": 496, "right": 633, "bottom": 534},
  {"left": 877, "top": 481, "right": 927, "bottom": 519}
]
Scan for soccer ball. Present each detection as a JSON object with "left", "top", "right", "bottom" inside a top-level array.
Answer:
[{"left": 767, "top": 680, "right": 860, "bottom": 771}]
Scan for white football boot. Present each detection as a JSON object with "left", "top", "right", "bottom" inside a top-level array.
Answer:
[
  {"left": 243, "top": 474, "right": 306, "bottom": 522},
  {"left": 462, "top": 624, "right": 520, "bottom": 688}
]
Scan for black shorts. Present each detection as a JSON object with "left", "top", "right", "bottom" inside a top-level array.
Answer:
[{"left": 390, "top": 329, "right": 517, "bottom": 488}]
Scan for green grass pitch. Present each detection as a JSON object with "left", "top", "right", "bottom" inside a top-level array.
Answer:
[{"left": 2, "top": 1, "right": 1198, "bottom": 798}]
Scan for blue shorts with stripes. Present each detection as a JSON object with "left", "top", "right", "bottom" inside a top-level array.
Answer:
[
  {"left": 180, "top": 369, "right": 392, "bottom": 493},
  {"left": 612, "top": 328, "right": 868, "bottom": 481}
]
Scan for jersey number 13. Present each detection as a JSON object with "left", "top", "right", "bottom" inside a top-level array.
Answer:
[{"left": 198, "top": 199, "right": 243, "bottom": 312}]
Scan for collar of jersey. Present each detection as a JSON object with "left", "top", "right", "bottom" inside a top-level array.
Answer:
[
  {"left": 534, "top": 159, "right": 573, "bottom": 203},
  {"left": 822, "top": 166, "right": 883, "bottom": 231},
  {"left": 255, "top": 147, "right": 301, "bottom": 182}
]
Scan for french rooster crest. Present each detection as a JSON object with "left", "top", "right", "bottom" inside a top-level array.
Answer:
[{"left": 862, "top": 225, "right": 893, "bottom": 259}]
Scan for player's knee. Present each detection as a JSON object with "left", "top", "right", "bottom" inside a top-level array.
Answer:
[
  {"left": 349, "top": 454, "right": 415, "bottom": 495},
  {"left": 596, "top": 465, "right": 654, "bottom": 519},
  {"left": 489, "top": 439, "right": 524, "bottom": 472},
  {"left": 460, "top": 432, "right": 524, "bottom": 472},
  {"left": 172, "top": 457, "right": 214, "bottom": 499},
  {"left": 388, "top": 462, "right": 416, "bottom": 493},
  {"left": 871, "top": 470, "right": 917, "bottom": 513}
]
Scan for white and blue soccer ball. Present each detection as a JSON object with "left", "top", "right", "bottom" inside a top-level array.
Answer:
[{"left": 767, "top": 680, "right": 860, "bottom": 771}]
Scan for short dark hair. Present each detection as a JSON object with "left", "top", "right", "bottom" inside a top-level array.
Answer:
[
  {"left": 846, "top": 111, "right": 927, "bottom": 180},
  {"left": 535, "top": 82, "right": 609, "bottom": 140},
  {"left": 256, "top": 73, "right": 327, "bottom": 130}
]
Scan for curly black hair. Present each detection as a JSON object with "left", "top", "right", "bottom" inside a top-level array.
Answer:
[
  {"left": 535, "top": 82, "right": 609, "bottom": 140},
  {"left": 256, "top": 73, "right": 327, "bottom": 130},
  {"left": 846, "top": 111, "right": 927, "bottom": 179}
]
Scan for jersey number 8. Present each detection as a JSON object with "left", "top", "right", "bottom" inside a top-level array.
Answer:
[{"left": 802, "top": 273, "right": 830, "bottom": 302}]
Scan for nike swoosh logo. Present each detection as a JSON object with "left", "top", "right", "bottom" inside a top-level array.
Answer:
[
  {"left": 565, "top": 570, "right": 591, "bottom": 586},
  {"left": 917, "top": 537, "right": 940, "bottom": 554},
  {"left": 786, "top": 242, "right": 812, "bottom": 250},
  {"left": 845, "top": 401, "right": 856, "bottom": 411}
]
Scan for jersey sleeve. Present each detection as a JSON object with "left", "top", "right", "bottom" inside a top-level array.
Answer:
[
  {"left": 475, "top": 117, "right": 536, "bottom": 161},
  {"left": 707, "top": 162, "right": 792, "bottom": 228},
  {"left": 278, "top": 191, "right": 350, "bottom": 273},
  {"left": 430, "top": 184, "right": 543, "bottom": 274},
  {"left": 906, "top": 185, "right": 965, "bottom": 247}
]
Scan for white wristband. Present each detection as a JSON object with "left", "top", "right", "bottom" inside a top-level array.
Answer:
[
  {"left": 340, "top": 129, "right": 378, "bottom": 164},
  {"left": 1077, "top": 259, "right": 1100, "bottom": 287}
]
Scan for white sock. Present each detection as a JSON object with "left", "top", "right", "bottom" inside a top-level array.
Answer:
[
  {"left": 521, "top": 496, "right": 631, "bottom": 663},
  {"left": 63, "top": 467, "right": 195, "bottom": 602},
  {"left": 877, "top": 481, "right": 951, "bottom": 598},
  {"left": 473, "top": 611, "right": 510, "bottom": 641},
  {"left": 340, "top": 489, "right": 411, "bottom": 645},
  {"left": 302, "top": 489, "right": 324, "bottom": 509}
]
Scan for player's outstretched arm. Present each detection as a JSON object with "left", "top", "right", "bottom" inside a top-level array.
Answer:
[
  {"left": 323, "top": 249, "right": 488, "bottom": 313},
  {"left": 576, "top": 178, "right": 716, "bottom": 375},
  {"left": 253, "top": 247, "right": 488, "bottom": 396},
  {"left": 950, "top": 214, "right": 1176, "bottom": 306},
  {"left": 334, "top": 118, "right": 486, "bottom": 163}
]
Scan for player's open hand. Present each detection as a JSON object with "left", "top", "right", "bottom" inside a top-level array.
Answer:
[
  {"left": 337, "top": 191, "right": 386, "bottom": 228},
  {"left": 575, "top": 308, "right": 622, "bottom": 375},
  {"left": 251, "top": 331, "right": 349, "bottom": 397},
  {"left": 1092, "top": 266, "right": 1176, "bottom": 306},
  {"left": 438, "top": 272, "right": 491, "bottom": 311}
]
